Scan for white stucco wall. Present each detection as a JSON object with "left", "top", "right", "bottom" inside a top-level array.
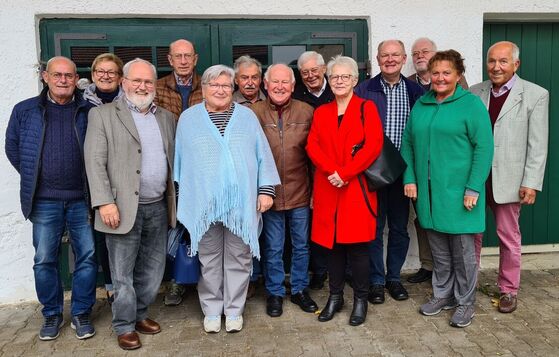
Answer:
[{"left": 1, "top": 0, "right": 558, "bottom": 304}]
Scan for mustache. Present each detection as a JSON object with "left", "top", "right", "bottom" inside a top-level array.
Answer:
[{"left": 243, "top": 85, "right": 257, "bottom": 89}]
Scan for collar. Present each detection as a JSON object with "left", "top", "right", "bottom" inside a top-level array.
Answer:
[
  {"left": 232, "top": 89, "right": 266, "bottom": 105},
  {"left": 47, "top": 91, "right": 75, "bottom": 105},
  {"left": 380, "top": 75, "right": 403, "bottom": 90},
  {"left": 415, "top": 73, "right": 430, "bottom": 86},
  {"left": 491, "top": 73, "right": 518, "bottom": 97},
  {"left": 307, "top": 78, "right": 327, "bottom": 97},
  {"left": 174, "top": 71, "right": 193, "bottom": 87},
  {"left": 125, "top": 96, "right": 157, "bottom": 114}
]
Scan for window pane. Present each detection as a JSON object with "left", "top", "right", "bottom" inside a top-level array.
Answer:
[
  {"left": 310, "top": 44, "right": 345, "bottom": 63},
  {"left": 233, "top": 45, "right": 268, "bottom": 66},
  {"left": 272, "top": 45, "right": 306, "bottom": 66}
]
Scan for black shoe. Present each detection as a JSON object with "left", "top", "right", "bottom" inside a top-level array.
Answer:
[
  {"left": 266, "top": 295, "right": 283, "bottom": 317},
  {"left": 386, "top": 281, "right": 409, "bottom": 301},
  {"left": 349, "top": 297, "right": 368, "bottom": 326},
  {"left": 407, "top": 268, "right": 432, "bottom": 284},
  {"left": 318, "top": 294, "right": 344, "bottom": 322},
  {"left": 290, "top": 291, "right": 318, "bottom": 313},
  {"left": 309, "top": 273, "right": 327, "bottom": 290},
  {"left": 368, "top": 284, "right": 385, "bottom": 304}
]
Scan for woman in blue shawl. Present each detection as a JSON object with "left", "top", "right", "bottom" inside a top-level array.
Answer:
[{"left": 174, "top": 65, "right": 280, "bottom": 333}]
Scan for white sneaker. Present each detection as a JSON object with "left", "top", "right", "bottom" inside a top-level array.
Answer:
[
  {"left": 203, "top": 315, "right": 221, "bottom": 333},
  {"left": 225, "top": 315, "right": 243, "bottom": 333}
]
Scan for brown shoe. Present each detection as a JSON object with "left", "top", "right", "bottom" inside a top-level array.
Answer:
[
  {"left": 498, "top": 293, "right": 517, "bottom": 313},
  {"left": 135, "top": 318, "right": 161, "bottom": 334},
  {"left": 118, "top": 331, "right": 141, "bottom": 350}
]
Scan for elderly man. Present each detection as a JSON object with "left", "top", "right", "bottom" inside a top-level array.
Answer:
[
  {"left": 251, "top": 63, "right": 317, "bottom": 317},
  {"left": 233, "top": 55, "right": 266, "bottom": 105},
  {"left": 5, "top": 56, "right": 97, "bottom": 341},
  {"left": 85, "top": 58, "right": 176, "bottom": 350},
  {"left": 471, "top": 41, "right": 549, "bottom": 313},
  {"left": 355, "top": 40, "right": 425, "bottom": 305},
  {"left": 293, "top": 50, "right": 334, "bottom": 290},
  {"left": 155, "top": 38, "right": 203, "bottom": 306},
  {"left": 408, "top": 37, "right": 469, "bottom": 91}
]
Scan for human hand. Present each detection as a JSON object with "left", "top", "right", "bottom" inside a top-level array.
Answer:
[
  {"left": 404, "top": 184, "right": 417, "bottom": 201},
  {"left": 99, "top": 203, "right": 120, "bottom": 229},
  {"left": 257, "top": 194, "right": 273, "bottom": 212},
  {"left": 519, "top": 186, "right": 536, "bottom": 205},
  {"left": 327, "top": 171, "right": 346, "bottom": 188},
  {"left": 463, "top": 195, "right": 478, "bottom": 211}
]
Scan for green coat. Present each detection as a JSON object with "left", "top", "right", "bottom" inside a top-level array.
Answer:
[{"left": 401, "top": 86, "right": 493, "bottom": 234}]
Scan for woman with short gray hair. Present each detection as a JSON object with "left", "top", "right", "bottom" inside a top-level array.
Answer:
[{"left": 174, "top": 64, "right": 279, "bottom": 333}]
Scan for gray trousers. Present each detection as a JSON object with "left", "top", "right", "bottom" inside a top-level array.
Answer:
[
  {"left": 427, "top": 230, "right": 477, "bottom": 305},
  {"left": 197, "top": 222, "right": 252, "bottom": 317},
  {"left": 106, "top": 200, "right": 168, "bottom": 335}
]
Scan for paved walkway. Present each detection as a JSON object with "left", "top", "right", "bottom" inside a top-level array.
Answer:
[{"left": 1, "top": 252, "right": 559, "bottom": 356}]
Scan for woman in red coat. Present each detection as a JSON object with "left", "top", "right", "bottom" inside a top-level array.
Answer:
[{"left": 306, "top": 55, "right": 383, "bottom": 326}]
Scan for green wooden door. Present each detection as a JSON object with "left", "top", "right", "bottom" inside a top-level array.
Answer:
[{"left": 483, "top": 23, "right": 558, "bottom": 247}]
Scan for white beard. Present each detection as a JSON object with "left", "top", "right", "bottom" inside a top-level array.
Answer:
[{"left": 127, "top": 91, "right": 155, "bottom": 111}]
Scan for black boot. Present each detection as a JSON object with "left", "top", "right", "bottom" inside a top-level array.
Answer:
[
  {"left": 318, "top": 294, "right": 344, "bottom": 322},
  {"left": 349, "top": 297, "right": 368, "bottom": 326}
]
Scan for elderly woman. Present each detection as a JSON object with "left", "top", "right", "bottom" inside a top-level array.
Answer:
[
  {"left": 174, "top": 65, "right": 279, "bottom": 333},
  {"left": 401, "top": 50, "right": 493, "bottom": 328},
  {"left": 306, "top": 55, "right": 383, "bottom": 326},
  {"left": 83, "top": 53, "right": 124, "bottom": 304}
]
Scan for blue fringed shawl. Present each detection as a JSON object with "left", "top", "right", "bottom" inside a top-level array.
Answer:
[{"left": 174, "top": 102, "right": 280, "bottom": 258}]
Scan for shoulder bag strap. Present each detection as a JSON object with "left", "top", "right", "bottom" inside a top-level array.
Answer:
[{"left": 356, "top": 100, "right": 376, "bottom": 218}]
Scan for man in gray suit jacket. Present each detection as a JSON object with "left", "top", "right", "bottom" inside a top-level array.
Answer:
[
  {"left": 470, "top": 41, "right": 549, "bottom": 314},
  {"left": 85, "top": 58, "right": 176, "bottom": 350}
]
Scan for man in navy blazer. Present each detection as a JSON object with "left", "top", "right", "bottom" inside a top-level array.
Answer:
[{"left": 470, "top": 41, "right": 549, "bottom": 313}]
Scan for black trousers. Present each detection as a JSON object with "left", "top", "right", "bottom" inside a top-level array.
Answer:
[{"left": 328, "top": 242, "right": 369, "bottom": 299}]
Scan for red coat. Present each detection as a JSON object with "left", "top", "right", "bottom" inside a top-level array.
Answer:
[{"left": 306, "top": 94, "right": 383, "bottom": 248}]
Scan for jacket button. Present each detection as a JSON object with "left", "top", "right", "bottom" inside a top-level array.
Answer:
[
  {"left": 138, "top": 149, "right": 142, "bottom": 153},
  {"left": 135, "top": 191, "right": 139, "bottom": 195},
  {"left": 136, "top": 170, "right": 140, "bottom": 174}
]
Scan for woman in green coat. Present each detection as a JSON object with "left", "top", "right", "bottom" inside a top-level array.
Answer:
[{"left": 400, "top": 50, "right": 493, "bottom": 328}]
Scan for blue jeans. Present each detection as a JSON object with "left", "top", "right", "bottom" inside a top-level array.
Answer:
[
  {"left": 262, "top": 207, "right": 310, "bottom": 296},
  {"left": 106, "top": 200, "right": 168, "bottom": 335},
  {"left": 29, "top": 199, "right": 97, "bottom": 317},
  {"left": 369, "top": 177, "right": 410, "bottom": 285}
]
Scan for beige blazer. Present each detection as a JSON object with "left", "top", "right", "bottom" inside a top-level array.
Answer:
[
  {"left": 84, "top": 97, "right": 177, "bottom": 234},
  {"left": 470, "top": 76, "right": 548, "bottom": 204}
]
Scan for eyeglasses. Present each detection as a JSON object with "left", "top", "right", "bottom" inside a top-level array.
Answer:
[
  {"left": 125, "top": 77, "right": 155, "bottom": 88},
  {"left": 170, "top": 53, "right": 197, "bottom": 61},
  {"left": 94, "top": 69, "right": 119, "bottom": 78},
  {"left": 205, "top": 83, "right": 234, "bottom": 91},
  {"left": 412, "top": 49, "right": 434, "bottom": 58},
  {"left": 301, "top": 67, "right": 321, "bottom": 78},
  {"left": 329, "top": 74, "right": 353, "bottom": 82},
  {"left": 48, "top": 72, "right": 76, "bottom": 81}
]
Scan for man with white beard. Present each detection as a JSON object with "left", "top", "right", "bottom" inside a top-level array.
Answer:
[{"left": 85, "top": 58, "right": 177, "bottom": 350}]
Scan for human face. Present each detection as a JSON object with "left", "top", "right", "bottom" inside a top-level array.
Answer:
[
  {"left": 299, "top": 57, "right": 326, "bottom": 92},
  {"left": 264, "top": 65, "right": 294, "bottom": 106},
  {"left": 203, "top": 74, "right": 234, "bottom": 112},
  {"left": 411, "top": 39, "right": 435, "bottom": 74},
  {"left": 430, "top": 60, "right": 461, "bottom": 101},
  {"left": 487, "top": 42, "right": 519, "bottom": 91},
  {"left": 92, "top": 60, "right": 121, "bottom": 93},
  {"left": 377, "top": 40, "right": 407, "bottom": 79},
  {"left": 41, "top": 58, "right": 78, "bottom": 105},
  {"left": 328, "top": 64, "right": 357, "bottom": 98},
  {"left": 122, "top": 62, "right": 156, "bottom": 112},
  {"left": 168, "top": 40, "right": 198, "bottom": 78},
  {"left": 235, "top": 63, "right": 261, "bottom": 101}
]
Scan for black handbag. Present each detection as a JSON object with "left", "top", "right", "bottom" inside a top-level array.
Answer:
[{"left": 352, "top": 101, "right": 407, "bottom": 216}]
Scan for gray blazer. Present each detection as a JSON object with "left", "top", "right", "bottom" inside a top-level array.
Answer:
[
  {"left": 85, "top": 97, "right": 177, "bottom": 234},
  {"left": 470, "top": 76, "right": 548, "bottom": 204}
]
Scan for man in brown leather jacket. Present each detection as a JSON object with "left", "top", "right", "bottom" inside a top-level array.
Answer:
[
  {"left": 251, "top": 64, "right": 317, "bottom": 318},
  {"left": 154, "top": 39, "right": 203, "bottom": 119}
]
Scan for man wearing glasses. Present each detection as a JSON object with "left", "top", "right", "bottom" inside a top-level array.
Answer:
[
  {"left": 155, "top": 39, "right": 203, "bottom": 119},
  {"left": 355, "top": 40, "right": 425, "bottom": 305},
  {"left": 5, "top": 56, "right": 97, "bottom": 341},
  {"left": 85, "top": 58, "right": 176, "bottom": 350}
]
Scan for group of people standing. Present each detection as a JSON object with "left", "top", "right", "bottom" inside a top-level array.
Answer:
[{"left": 5, "top": 35, "right": 548, "bottom": 350}]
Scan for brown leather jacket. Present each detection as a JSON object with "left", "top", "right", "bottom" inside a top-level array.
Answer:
[
  {"left": 251, "top": 98, "right": 314, "bottom": 211},
  {"left": 154, "top": 72, "right": 203, "bottom": 119}
]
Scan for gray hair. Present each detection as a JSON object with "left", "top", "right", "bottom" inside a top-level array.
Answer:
[
  {"left": 46, "top": 56, "right": 77, "bottom": 73},
  {"left": 234, "top": 55, "right": 262, "bottom": 75},
  {"left": 326, "top": 55, "right": 359, "bottom": 78},
  {"left": 202, "top": 64, "right": 235, "bottom": 86},
  {"left": 263, "top": 64, "right": 296, "bottom": 84},
  {"left": 488, "top": 41, "right": 520, "bottom": 62},
  {"left": 377, "top": 39, "right": 406, "bottom": 55},
  {"left": 412, "top": 37, "right": 437, "bottom": 51},
  {"left": 297, "top": 51, "right": 325, "bottom": 70},
  {"left": 123, "top": 58, "right": 157, "bottom": 80}
]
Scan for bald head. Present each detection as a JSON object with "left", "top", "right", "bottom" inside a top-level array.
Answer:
[
  {"left": 486, "top": 41, "right": 520, "bottom": 91},
  {"left": 42, "top": 56, "right": 78, "bottom": 105},
  {"left": 168, "top": 39, "right": 198, "bottom": 79}
]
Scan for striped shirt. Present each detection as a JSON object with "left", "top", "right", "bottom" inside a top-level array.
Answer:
[
  {"left": 208, "top": 103, "right": 275, "bottom": 198},
  {"left": 380, "top": 76, "right": 410, "bottom": 150}
]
